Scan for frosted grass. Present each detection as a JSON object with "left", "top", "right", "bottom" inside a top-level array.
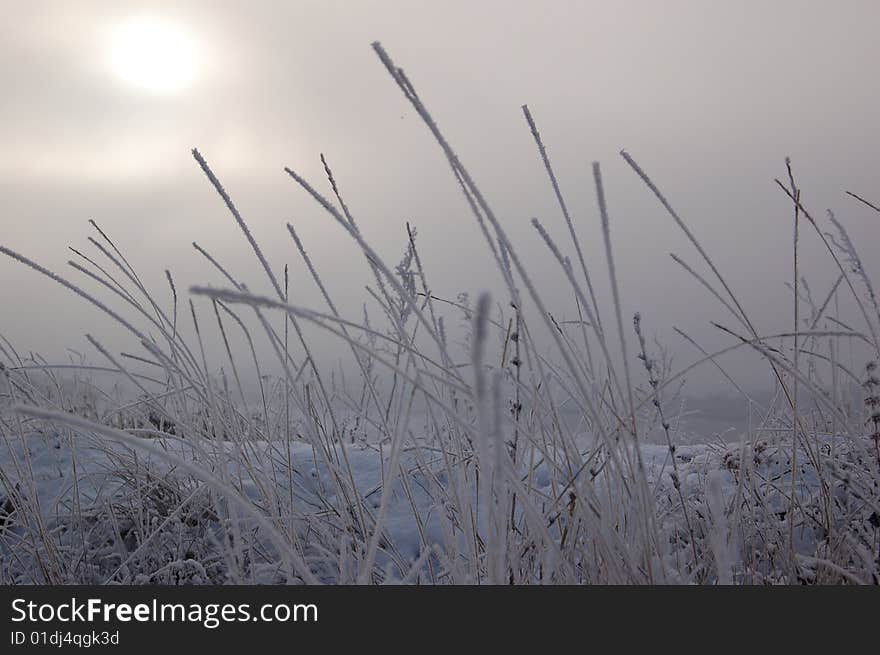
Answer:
[{"left": 0, "top": 43, "right": 878, "bottom": 585}]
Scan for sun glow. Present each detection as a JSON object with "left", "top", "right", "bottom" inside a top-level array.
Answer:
[{"left": 111, "top": 17, "right": 196, "bottom": 94}]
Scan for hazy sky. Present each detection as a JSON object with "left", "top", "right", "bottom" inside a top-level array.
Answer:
[{"left": 1, "top": 0, "right": 878, "bottom": 390}]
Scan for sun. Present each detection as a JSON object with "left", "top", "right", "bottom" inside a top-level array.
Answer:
[{"left": 111, "top": 17, "right": 196, "bottom": 94}]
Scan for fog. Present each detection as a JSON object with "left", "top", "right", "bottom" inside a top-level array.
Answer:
[{"left": 2, "top": 0, "right": 878, "bottom": 394}]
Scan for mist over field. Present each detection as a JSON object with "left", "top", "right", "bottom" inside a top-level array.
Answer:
[
  {"left": 1, "top": 1, "right": 879, "bottom": 586},
  {"left": 2, "top": 0, "right": 878, "bottom": 392}
]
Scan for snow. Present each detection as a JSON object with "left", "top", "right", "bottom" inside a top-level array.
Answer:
[{"left": 1, "top": 425, "right": 876, "bottom": 584}]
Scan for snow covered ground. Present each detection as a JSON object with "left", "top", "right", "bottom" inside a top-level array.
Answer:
[{"left": 2, "top": 423, "right": 876, "bottom": 584}]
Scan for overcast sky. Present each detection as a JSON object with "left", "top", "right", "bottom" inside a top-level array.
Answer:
[{"left": 1, "top": 0, "right": 878, "bottom": 391}]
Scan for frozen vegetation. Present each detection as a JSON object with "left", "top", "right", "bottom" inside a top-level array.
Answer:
[{"left": 1, "top": 43, "right": 879, "bottom": 584}]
